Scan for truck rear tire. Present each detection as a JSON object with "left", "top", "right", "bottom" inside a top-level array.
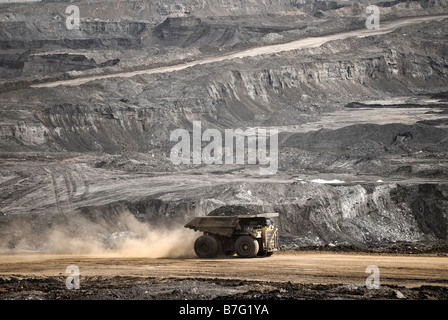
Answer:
[
  {"left": 194, "top": 235, "right": 218, "bottom": 258},
  {"left": 235, "top": 236, "right": 259, "bottom": 258}
]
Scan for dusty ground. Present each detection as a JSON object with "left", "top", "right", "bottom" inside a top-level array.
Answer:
[{"left": 0, "top": 250, "right": 447, "bottom": 300}]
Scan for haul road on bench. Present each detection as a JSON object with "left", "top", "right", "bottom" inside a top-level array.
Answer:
[{"left": 184, "top": 213, "right": 279, "bottom": 258}]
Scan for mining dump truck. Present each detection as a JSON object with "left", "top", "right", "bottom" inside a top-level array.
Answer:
[{"left": 184, "top": 213, "right": 279, "bottom": 258}]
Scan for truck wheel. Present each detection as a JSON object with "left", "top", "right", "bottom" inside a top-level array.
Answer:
[
  {"left": 235, "top": 236, "right": 259, "bottom": 258},
  {"left": 194, "top": 235, "right": 218, "bottom": 258}
]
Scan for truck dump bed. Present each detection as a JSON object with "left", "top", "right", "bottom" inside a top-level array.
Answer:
[{"left": 184, "top": 213, "right": 279, "bottom": 237}]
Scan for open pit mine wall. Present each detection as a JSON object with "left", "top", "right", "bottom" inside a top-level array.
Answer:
[
  {"left": 1, "top": 3, "right": 447, "bottom": 250},
  {"left": 2, "top": 180, "right": 446, "bottom": 250},
  {"left": 78, "top": 182, "right": 448, "bottom": 248},
  {"left": 2, "top": 42, "right": 447, "bottom": 153},
  {"left": 2, "top": 0, "right": 446, "bottom": 81},
  {"left": 97, "top": 183, "right": 448, "bottom": 248},
  {"left": 23, "top": 0, "right": 347, "bottom": 22},
  {"left": 144, "top": 183, "right": 447, "bottom": 247},
  {"left": 29, "top": 0, "right": 448, "bottom": 21}
]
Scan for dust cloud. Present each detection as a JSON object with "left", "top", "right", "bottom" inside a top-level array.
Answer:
[{"left": 0, "top": 210, "right": 199, "bottom": 258}]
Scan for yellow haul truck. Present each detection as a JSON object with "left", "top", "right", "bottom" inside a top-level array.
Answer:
[{"left": 184, "top": 213, "right": 279, "bottom": 258}]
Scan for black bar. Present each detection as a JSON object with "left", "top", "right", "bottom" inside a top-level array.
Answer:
[{"left": 0, "top": 299, "right": 440, "bottom": 319}]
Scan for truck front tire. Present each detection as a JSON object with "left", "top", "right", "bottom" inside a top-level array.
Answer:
[
  {"left": 194, "top": 235, "right": 218, "bottom": 258},
  {"left": 235, "top": 236, "right": 259, "bottom": 258}
]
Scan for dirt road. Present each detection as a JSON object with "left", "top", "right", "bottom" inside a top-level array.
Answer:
[
  {"left": 1, "top": 251, "right": 447, "bottom": 300},
  {"left": 31, "top": 15, "right": 448, "bottom": 88}
]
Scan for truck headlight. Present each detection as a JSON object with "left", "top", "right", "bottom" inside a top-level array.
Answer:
[{"left": 256, "top": 231, "right": 262, "bottom": 238}]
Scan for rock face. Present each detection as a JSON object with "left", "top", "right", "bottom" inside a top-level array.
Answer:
[
  {"left": 275, "top": 183, "right": 448, "bottom": 247},
  {"left": 0, "top": 1, "right": 448, "bottom": 251},
  {"left": 1, "top": 160, "right": 447, "bottom": 251},
  {"left": 2, "top": 28, "right": 447, "bottom": 153},
  {"left": 20, "top": 53, "right": 120, "bottom": 78}
]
